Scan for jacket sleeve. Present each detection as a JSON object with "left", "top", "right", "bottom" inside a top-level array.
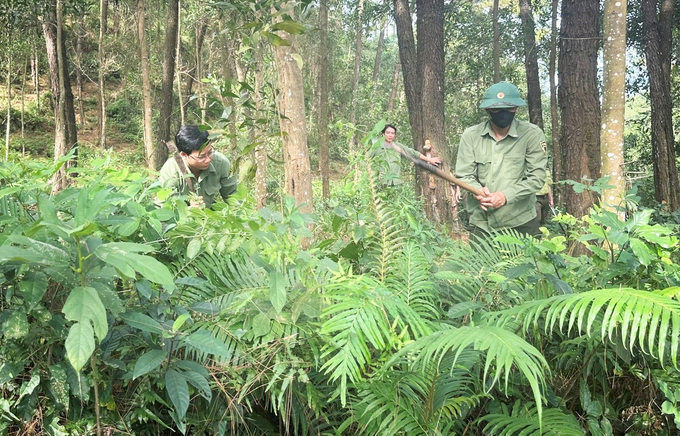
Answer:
[
  {"left": 500, "top": 127, "right": 547, "bottom": 204},
  {"left": 454, "top": 131, "right": 483, "bottom": 191}
]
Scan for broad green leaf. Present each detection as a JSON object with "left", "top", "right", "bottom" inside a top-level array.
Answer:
[
  {"left": 269, "top": 270, "right": 286, "bottom": 313},
  {"left": 68, "top": 221, "right": 99, "bottom": 237},
  {"left": 126, "top": 253, "right": 175, "bottom": 290},
  {"left": 20, "top": 272, "right": 49, "bottom": 311},
  {"left": 97, "top": 241, "right": 155, "bottom": 254},
  {"left": 133, "top": 350, "right": 168, "bottom": 379},
  {"left": 182, "top": 331, "right": 232, "bottom": 358},
  {"left": 65, "top": 322, "right": 95, "bottom": 372},
  {"left": 120, "top": 312, "right": 164, "bottom": 334},
  {"left": 94, "top": 248, "right": 136, "bottom": 278},
  {"left": 187, "top": 238, "right": 202, "bottom": 259},
  {"left": 181, "top": 370, "right": 212, "bottom": 401},
  {"left": 62, "top": 287, "right": 108, "bottom": 341},
  {"left": 48, "top": 364, "right": 69, "bottom": 408},
  {"left": 165, "top": 369, "right": 190, "bottom": 421},
  {"left": 630, "top": 237, "right": 655, "bottom": 266},
  {"left": 172, "top": 313, "right": 191, "bottom": 332},
  {"left": 2, "top": 311, "right": 29, "bottom": 339},
  {"left": 116, "top": 218, "right": 141, "bottom": 237},
  {"left": 252, "top": 313, "right": 271, "bottom": 337},
  {"left": 271, "top": 20, "right": 305, "bottom": 35},
  {"left": 17, "top": 372, "right": 40, "bottom": 404},
  {"left": 262, "top": 31, "right": 290, "bottom": 46}
]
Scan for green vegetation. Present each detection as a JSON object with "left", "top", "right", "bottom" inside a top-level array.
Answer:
[{"left": 2, "top": 129, "right": 680, "bottom": 435}]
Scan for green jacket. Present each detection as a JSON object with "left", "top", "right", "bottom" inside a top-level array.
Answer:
[
  {"left": 455, "top": 119, "right": 547, "bottom": 231},
  {"left": 368, "top": 139, "right": 420, "bottom": 186},
  {"left": 158, "top": 151, "right": 237, "bottom": 208}
]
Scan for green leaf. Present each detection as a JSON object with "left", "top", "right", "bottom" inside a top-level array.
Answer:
[
  {"left": 630, "top": 237, "right": 656, "bottom": 266},
  {"left": 2, "top": 310, "right": 29, "bottom": 340},
  {"left": 19, "top": 272, "right": 48, "bottom": 311},
  {"left": 269, "top": 270, "right": 286, "bottom": 313},
  {"left": 126, "top": 253, "right": 175, "bottom": 290},
  {"left": 165, "top": 369, "right": 190, "bottom": 421},
  {"left": 172, "top": 313, "right": 191, "bottom": 332},
  {"left": 65, "top": 322, "right": 95, "bottom": 372},
  {"left": 187, "top": 238, "right": 202, "bottom": 259},
  {"left": 62, "top": 287, "right": 108, "bottom": 341},
  {"left": 120, "top": 312, "right": 164, "bottom": 334},
  {"left": 252, "top": 313, "right": 271, "bottom": 337},
  {"left": 133, "top": 350, "right": 168, "bottom": 379},
  {"left": 181, "top": 370, "right": 212, "bottom": 401},
  {"left": 182, "top": 331, "right": 232, "bottom": 358},
  {"left": 271, "top": 20, "right": 305, "bottom": 35},
  {"left": 262, "top": 31, "right": 290, "bottom": 46}
]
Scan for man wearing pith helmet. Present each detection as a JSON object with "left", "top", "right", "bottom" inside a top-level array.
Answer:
[{"left": 454, "top": 82, "right": 547, "bottom": 239}]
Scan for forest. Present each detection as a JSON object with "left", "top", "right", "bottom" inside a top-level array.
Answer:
[{"left": 2, "top": 0, "right": 680, "bottom": 434}]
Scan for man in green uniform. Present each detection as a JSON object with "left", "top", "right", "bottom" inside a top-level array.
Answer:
[
  {"left": 159, "top": 125, "right": 237, "bottom": 208},
  {"left": 369, "top": 124, "right": 441, "bottom": 186},
  {"left": 455, "top": 82, "right": 547, "bottom": 238}
]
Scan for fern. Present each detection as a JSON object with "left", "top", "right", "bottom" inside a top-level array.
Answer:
[
  {"left": 492, "top": 287, "right": 680, "bottom": 366},
  {"left": 479, "top": 401, "right": 583, "bottom": 435}
]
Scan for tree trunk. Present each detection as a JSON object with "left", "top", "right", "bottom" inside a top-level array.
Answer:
[
  {"left": 176, "top": 3, "right": 184, "bottom": 125},
  {"left": 318, "top": 0, "right": 331, "bottom": 200},
  {"left": 558, "top": 0, "right": 600, "bottom": 218},
  {"left": 75, "top": 18, "right": 86, "bottom": 127},
  {"left": 642, "top": 0, "right": 680, "bottom": 210},
  {"left": 549, "top": 0, "right": 560, "bottom": 195},
  {"left": 5, "top": 52, "right": 11, "bottom": 162},
  {"left": 273, "top": 5, "right": 313, "bottom": 214},
  {"left": 392, "top": 0, "right": 423, "bottom": 153},
  {"left": 492, "top": 0, "right": 501, "bottom": 82},
  {"left": 183, "top": 19, "right": 207, "bottom": 116},
  {"left": 372, "top": 18, "right": 386, "bottom": 92},
  {"left": 349, "top": 0, "right": 364, "bottom": 151},
  {"left": 32, "top": 42, "right": 40, "bottom": 113},
  {"left": 137, "top": 0, "right": 154, "bottom": 168},
  {"left": 387, "top": 57, "right": 401, "bottom": 112},
  {"left": 98, "top": 0, "right": 108, "bottom": 148},
  {"left": 254, "top": 51, "right": 267, "bottom": 209},
  {"left": 155, "top": 0, "right": 179, "bottom": 170},
  {"left": 519, "top": 0, "right": 543, "bottom": 129},
  {"left": 600, "top": 0, "right": 627, "bottom": 216},
  {"left": 417, "top": 0, "right": 452, "bottom": 224}
]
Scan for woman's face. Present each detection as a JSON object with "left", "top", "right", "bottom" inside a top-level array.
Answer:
[{"left": 383, "top": 127, "right": 396, "bottom": 143}]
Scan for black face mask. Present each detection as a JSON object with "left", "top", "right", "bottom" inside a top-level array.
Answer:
[{"left": 489, "top": 110, "right": 515, "bottom": 128}]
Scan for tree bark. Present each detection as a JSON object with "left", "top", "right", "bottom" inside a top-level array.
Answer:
[
  {"left": 392, "top": 0, "right": 423, "bottom": 151},
  {"left": 349, "top": 0, "right": 364, "bottom": 150},
  {"left": 318, "top": 0, "right": 331, "bottom": 200},
  {"left": 492, "top": 0, "right": 501, "bottom": 82},
  {"left": 98, "top": 0, "right": 108, "bottom": 148},
  {"left": 155, "top": 0, "right": 179, "bottom": 170},
  {"left": 519, "top": 0, "right": 543, "bottom": 129},
  {"left": 642, "top": 0, "right": 680, "bottom": 210},
  {"left": 75, "top": 17, "right": 86, "bottom": 127},
  {"left": 137, "top": 0, "right": 154, "bottom": 169},
  {"left": 558, "top": 0, "right": 600, "bottom": 218},
  {"left": 549, "top": 0, "right": 560, "bottom": 194},
  {"left": 273, "top": 5, "right": 313, "bottom": 214},
  {"left": 5, "top": 52, "right": 11, "bottom": 162},
  {"left": 372, "top": 18, "right": 386, "bottom": 92},
  {"left": 600, "top": 0, "right": 627, "bottom": 216},
  {"left": 387, "top": 56, "right": 401, "bottom": 112},
  {"left": 183, "top": 19, "right": 207, "bottom": 116}
]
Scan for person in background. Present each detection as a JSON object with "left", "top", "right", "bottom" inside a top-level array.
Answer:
[
  {"left": 369, "top": 124, "right": 442, "bottom": 186},
  {"left": 159, "top": 125, "right": 237, "bottom": 208},
  {"left": 454, "top": 82, "right": 547, "bottom": 239}
]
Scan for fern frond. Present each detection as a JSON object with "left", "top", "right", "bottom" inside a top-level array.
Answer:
[
  {"left": 493, "top": 287, "right": 680, "bottom": 366},
  {"left": 386, "top": 242, "right": 440, "bottom": 320},
  {"left": 319, "top": 270, "right": 431, "bottom": 406},
  {"left": 479, "top": 401, "right": 583, "bottom": 436},
  {"left": 395, "top": 324, "right": 549, "bottom": 424}
]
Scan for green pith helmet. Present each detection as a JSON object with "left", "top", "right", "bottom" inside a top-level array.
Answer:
[{"left": 479, "top": 82, "right": 527, "bottom": 109}]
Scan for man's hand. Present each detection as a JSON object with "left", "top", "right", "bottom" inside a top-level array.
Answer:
[
  {"left": 475, "top": 187, "right": 507, "bottom": 211},
  {"left": 189, "top": 194, "right": 205, "bottom": 209}
]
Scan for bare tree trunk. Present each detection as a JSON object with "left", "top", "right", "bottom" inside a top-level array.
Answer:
[
  {"left": 155, "top": 0, "right": 179, "bottom": 169},
  {"left": 98, "top": 0, "right": 108, "bottom": 148},
  {"left": 550, "top": 0, "right": 560, "bottom": 193},
  {"left": 75, "top": 17, "right": 86, "bottom": 127},
  {"left": 183, "top": 19, "right": 207, "bottom": 116},
  {"left": 492, "top": 0, "right": 500, "bottom": 82},
  {"left": 21, "top": 56, "right": 27, "bottom": 148},
  {"left": 349, "top": 0, "right": 365, "bottom": 151},
  {"left": 600, "top": 0, "right": 627, "bottom": 216},
  {"left": 176, "top": 2, "right": 184, "bottom": 125},
  {"left": 273, "top": 4, "right": 313, "bottom": 214},
  {"left": 318, "top": 0, "right": 331, "bottom": 200},
  {"left": 392, "top": 0, "right": 423, "bottom": 152},
  {"left": 558, "top": 0, "right": 600, "bottom": 218},
  {"left": 642, "top": 0, "right": 680, "bottom": 210},
  {"left": 137, "top": 0, "right": 154, "bottom": 168},
  {"left": 372, "top": 18, "right": 386, "bottom": 92},
  {"left": 519, "top": 0, "right": 543, "bottom": 129},
  {"left": 32, "top": 42, "right": 40, "bottom": 113},
  {"left": 387, "top": 57, "right": 401, "bottom": 112},
  {"left": 113, "top": 0, "right": 120, "bottom": 35},
  {"left": 5, "top": 52, "right": 10, "bottom": 162}
]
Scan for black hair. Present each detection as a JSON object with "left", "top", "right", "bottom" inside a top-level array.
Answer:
[
  {"left": 175, "top": 125, "right": 210, "bottom": 154},
  {"left": 381, "top": 124, "right": 397, "bottom": 134}
]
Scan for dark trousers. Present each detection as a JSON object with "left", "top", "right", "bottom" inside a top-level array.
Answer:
[{"left": 535, "top": 194, "right": 551, "bottom": 225}]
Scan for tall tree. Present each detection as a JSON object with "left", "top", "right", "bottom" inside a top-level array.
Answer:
[
  {"left": 549, "top": 0, "right": 560, "bottom": 192},
  {"left": 273, "top": 4, "right": 313, "bottom": 213},
  {"left": 372, "top": 18, "right": 386, "bottom": 92},
  {"left": 492, "top": 0, "right": 501, "bottom": 82},
  {"left": 98, "top": 0, "right": 108, "bottom": 148},
  {"left": 155, "top": 0, "right": 179, "bottom": 170},
  {"left": 558, "top": 0, "right": 600, "bottom": 218},
  {"left": 137, "top": 0, "right": 154, "bottom": 168},
  {"left": 519, "top": 0, "right": 543, "bottom": 129},
  {"left": 349, "top": 0, "right": 365, "bottom": 150},
  {"left": 600, "top": 0, "right": 627, "bottom": 215},
  {"left": 642, "top": 0, "right": 680, "bottom": 210},
  {"left": 387, "top": 56, "right": 401, "bottom": 112},
  {"left": 318, "top": 0, "right": 331, "bottom": 200},
  {"left": 41, "top": 0, "right": 78, "bottom": 192}
]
